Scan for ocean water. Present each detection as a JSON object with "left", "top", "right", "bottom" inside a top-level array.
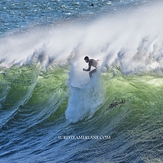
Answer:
[{"left": 0, "top": 0, "right": 163, "bottom": 162}]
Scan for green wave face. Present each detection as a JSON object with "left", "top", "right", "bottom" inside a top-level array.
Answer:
[
  {"left": 1, "top": 64, "right": 163, "bottom": 125},
  {"left": 0, "top": 65, "right": 68, "bottom": 127},
  {"left": 0, "top": 64, "right": 163, "bottom": 162},
  {"left": 1, "top": 65, "right": 163, "bottom": 120},
  {"left": 97, "top": 69, "right": 163, "bottom": 156}
]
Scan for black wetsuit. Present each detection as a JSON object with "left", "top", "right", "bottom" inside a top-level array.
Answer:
[{"left": 84, "top": 59, "right": 98, "bottom": 77}]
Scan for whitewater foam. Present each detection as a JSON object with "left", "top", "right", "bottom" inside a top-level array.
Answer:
[{"left": 66, "top": 71, "right": 104, "bottom": 123}]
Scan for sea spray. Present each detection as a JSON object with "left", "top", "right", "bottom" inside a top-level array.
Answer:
[
  {"left": 66, "top": 70, "right": 104, "bottom": 123},
  {"left": 0, "top": 2, "right": 163, "bottom": 74}
]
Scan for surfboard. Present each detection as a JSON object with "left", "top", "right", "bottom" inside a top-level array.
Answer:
[
  {"left": 71, "top": 85, "right": 82, "bottom": 89},
  {"left": 71, "top": 83, "right": 89, "bottom": 89}
]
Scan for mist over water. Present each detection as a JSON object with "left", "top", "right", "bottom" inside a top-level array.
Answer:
[{"left": 0, "top": 1, "right": 163, "bottom": 74}]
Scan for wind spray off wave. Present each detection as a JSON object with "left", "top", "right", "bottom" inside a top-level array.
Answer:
[{"left": 0, "top": 2, "right": 163, "bottom": 74}]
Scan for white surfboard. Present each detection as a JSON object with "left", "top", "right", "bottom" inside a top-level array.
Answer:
[{"left": 71, "top": 83, "right": 89, "bottom": 89}]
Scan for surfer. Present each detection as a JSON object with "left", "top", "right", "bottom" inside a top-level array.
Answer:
[{"left": 83, "top": 56, "right": 98, "bottom": 78}]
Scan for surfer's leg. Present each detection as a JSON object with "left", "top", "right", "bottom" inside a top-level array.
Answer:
[{"left": 89, "top": 69, "right": 96, "bottom": 78}]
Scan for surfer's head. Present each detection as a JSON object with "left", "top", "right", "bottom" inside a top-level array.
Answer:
[{"left": 84, "top": 56, "right": 89, "bottom": 63}]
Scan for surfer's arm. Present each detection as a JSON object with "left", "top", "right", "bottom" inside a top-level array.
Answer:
[{"left": 83, "top": 63, "right": 91, "bottom": 71}]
